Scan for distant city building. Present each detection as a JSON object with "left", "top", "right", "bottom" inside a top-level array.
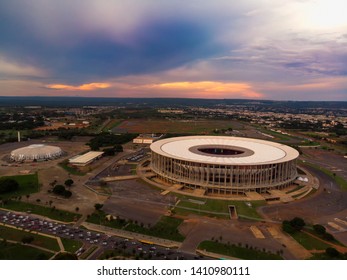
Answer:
[
  {"left": 133, "top": 134, "right": 163, "bottom": 144},
  {"left": 69, "top": 151, "right": 104, "bottom": 166},
  {"left": 158, "top": 109, "right": 184, "bottom": 114},
  {"left": 10, "top": 144, "right": 63, "bottom": 162},
  {"left": 150, "top": 136, "right": 299, "bottom": 195}
]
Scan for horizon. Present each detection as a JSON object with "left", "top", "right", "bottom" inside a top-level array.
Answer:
[{"left": 1, "top": 1, "right": 347, "bottom": 101}]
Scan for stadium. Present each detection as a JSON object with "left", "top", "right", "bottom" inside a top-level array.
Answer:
[
  {"left": 150, "top": 136, "right": 299, "bottom": 195},
  {"left": 10, "top": 144, "right": 63, "bottom": 162}
]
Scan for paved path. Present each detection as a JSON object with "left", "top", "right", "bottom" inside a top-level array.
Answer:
[
  {"left": 268, "top": 224, "right": 312, "bottom": 259},
  {"left": 82, "top": 222, "right": 181, "bottom": 248}
]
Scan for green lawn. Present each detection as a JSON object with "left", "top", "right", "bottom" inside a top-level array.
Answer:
[
  {"left": 0, "top": 225, "right": 60, "bottom": 251},
  {"left": 58, "top": 160, "right": 86, "bottom": 176},
  {"left": 290, "top": 231, "right": 330, "bottom": 250},
  {"left": 61, "top": 238, "right": 83, "bottom": 253},
  {"left": 124, "top": 216, "right": 185, "bottom": 242},
  {"left": 87, "top": 212, "right": 184, "bottom": 242},
  {"left": 79, "top": 245, "right": 98, "bottom": 260},
  {"left": 0, "top": 173, "right": 39, "bottom": 199},
  {"left": 198, "top": 240, "right": 282, "bottom": 260},
  {"left": 175, "top": 198, "right": 265, "bottom": 220},
  {"left": 102, "top": 119, "right": 122, "bottom": 132},
  {"left": 117, "top": 119, "right": 243, "bottom": 134},
  {"left": 0, "top": 242, "right": 52, "bottom": 260},
  {"left": 1, "top": 200, "right": 81, "bottom": 222},
  {"left": 86, "top": 211, "right": 126, "bottom": 229},
  {"left": 258, "top": 128, "right": 291, "bottom": 141}
]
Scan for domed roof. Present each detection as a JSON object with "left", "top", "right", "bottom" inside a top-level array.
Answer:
[{"left": 10, "top": 144, "right": 63, "bottom": 161}]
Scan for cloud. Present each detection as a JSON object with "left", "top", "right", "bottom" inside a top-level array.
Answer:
[
  {"left": 0, "top": 57, "right": 46, "bottom": 78},
  {"left": 139, "top": 81, "right": 263, "bottom": 98},
  {"left": 46, "top": 82, "right": 110, "bottom": 91},
  {"left": 0, "top": 0, "right": 346, "bottom": 100}
]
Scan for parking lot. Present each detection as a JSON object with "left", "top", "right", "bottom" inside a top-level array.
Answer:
[
  {"left": 0, "top": 210, "right": 207, "bottom": 260},
  {"left": 103, "top": 179, "right": 176, "bottom": 226}
]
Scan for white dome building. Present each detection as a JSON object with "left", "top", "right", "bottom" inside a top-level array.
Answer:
[{"left": 10, "top": 144, "right": 63, "bottom": 162}]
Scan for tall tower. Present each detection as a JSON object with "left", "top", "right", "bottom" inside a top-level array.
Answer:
[{"left": 17, "top": 131, "right": 21, "bottom": 142}]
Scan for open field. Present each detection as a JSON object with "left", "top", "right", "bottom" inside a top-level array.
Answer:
[
  {"left": 0, "top": 242, "right": 52, "bottom": 260},
  {"left": 0, "top": 225, "right": 60, "bottom": 251},
  {"left": 102, "top": 119, "right": 123, "bottom": 132},
  {"left": 124, "top": 216, "right": 185, "bottom": 242},
  {"left": 198, "top": 240, "right": 283, "bottom": 260},
  {"left": 0, "top": 173, "right": 39, "bottom": 199},
  {"left": 58, "top": 160, "right": 86, "bottom": 176},
  {"left": 1, "top": 200, "right": 80, "bottom": 222},
  {"left": 116, "top": 119, "right": 244, "bottom": 134},
  {"left": 289, "top": 231, "right": 330, "bottom": 250},
  {"left": 175, "top": 198, "right": 265, "bottom": 219},
  {"left": 61, "top": 238, "right": 83, "bottom": 253}
]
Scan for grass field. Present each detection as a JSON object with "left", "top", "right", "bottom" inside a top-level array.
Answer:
[
  {"left": 198, "top": 240, "right": 282, "bottom": 260},
  {"left": 102, "top": 119, "right": 123, "bottom": 132},
  {"left": 0, "top": 225, "right": 60, "bottom": 251},
  {"left": 175, "top": 198, "right": 265, "bottom": 220},
  {"left": 58, "top": 160, "right": 86, "bottom": 176},
  {"left": 87, "top": 211, "right": 184, "bottom": 241},
  {"left": 79, "top": 245, "right": 98, "bottom": 260},
  {"left": 116, "top": 119, "right": 243, "bottom": 134},
  {"left": 0, "top": 173, "right": 39, "bottom": 199},
  {"left": 1, "top": 200, "right": 80, "bottom": 222},
  {"left": 290, "top": 231, "right": 330, "bottom": 250},
  {"left": 0, "top": 242, "right": 52, "bottom": 260},
  {"left": 124, "top": 216, "right": 185, "bottom": 242},
  {"left": 257, "top": 128, "right": 292, "bottom": 141},
  {"left": 61, "top": 238, "right": 83, "bottom": 253}
]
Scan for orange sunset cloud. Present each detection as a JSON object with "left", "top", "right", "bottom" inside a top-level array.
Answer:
[
  {"left": 145, "top": 81, "right": 263, "bottom": 98},
  {"left": 46, "top": 82, "right": 111, "bottom": 91}
]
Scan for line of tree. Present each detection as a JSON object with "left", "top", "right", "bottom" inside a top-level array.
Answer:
[{"left": 88, "top": 133, "right": 137, "bottom": 150}]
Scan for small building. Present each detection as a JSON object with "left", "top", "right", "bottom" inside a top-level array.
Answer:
[
  {"left": 69, "top": 151, "right": 104, "bottom": 166},
  {"left": 133, "top": 134, "right": 163, "bottom": 144}
]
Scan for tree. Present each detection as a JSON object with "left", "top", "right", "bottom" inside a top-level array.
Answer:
[
  {"left": 63, "top": 190, "right": 72, "bottom": 198},
  {"left": 289, "top": 217, "right": 305, "bottom": 231},
  {"left": 53, "top": 185, "right": 66, "bottom": 195},
  {"left": 282, "top": 220, "right": 296, "bottom": 234},
  {"left": 94, "top": 203, "right": 103, "bottom": 211},
  {"left": 325, "top": 247, "right": 340, "bottom": 258},
  {"left": 0, "top": 179, "right": 19, "bottom": 194},
  {"left": 21, "top": 236, "right": 34, "bottom": 244},
  {"left": 323, "top": 233, "right": 335, "bottom": 241},
  {"left": 64, "top": 179, "right": 74, "bottom": 188},
  {"left": 313, "top": 224, "right": 326, "bottom": 235}
]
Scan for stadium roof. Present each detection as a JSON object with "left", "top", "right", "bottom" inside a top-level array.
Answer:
[{"left": 150, "top": 136, "right": 299, "bottom": 165}]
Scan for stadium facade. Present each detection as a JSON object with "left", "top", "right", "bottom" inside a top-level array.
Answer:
[
  {"left": 10, "top": 144, "right": 63, "bottom": 162},
  {"left": 150, "top": 136, "right": 299, "bottom": 195}
]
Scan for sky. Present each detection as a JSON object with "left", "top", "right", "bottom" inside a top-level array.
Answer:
[{"left": 0, "top": 0, "right": 347, "bottom": 100}]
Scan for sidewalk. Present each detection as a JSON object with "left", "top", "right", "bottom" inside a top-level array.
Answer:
[{"left": 82, "top": 222, "right": 181, "bottom": 248}]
